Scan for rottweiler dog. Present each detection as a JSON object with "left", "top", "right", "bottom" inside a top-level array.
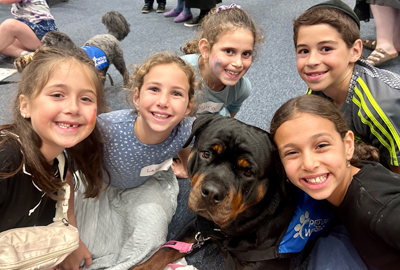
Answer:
[{"left": 131, "top": 115, "right": 298, "bottom": 270}]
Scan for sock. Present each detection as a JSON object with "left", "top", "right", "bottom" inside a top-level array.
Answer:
[{"left": 19, "top": 50, "right": 30, "bottom": 56}]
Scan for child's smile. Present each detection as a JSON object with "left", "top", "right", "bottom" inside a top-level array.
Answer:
[
  {"left": 295, "top": 24, "right": 358, "bottom": 101},
  {"left": 133, "top": 63, "right": 192, "bottom": 145},
  {"left": 20, "top": 61, "right": 98, "bottom": 162},
  {"left": 301, "top": 173, "right": 330, "bottom": 190},
  {"left": 274, "top": 112, "right": 355, "bottom": 205},
  {"left": 204, "top": 28, "right": 254, "bottom": 91}
]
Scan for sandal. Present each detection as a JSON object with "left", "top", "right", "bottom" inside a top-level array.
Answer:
[
  {"left": 363, "top": 39, "right": 376, "bottom": 50},
  {"left": 367, "top": 48, "right": 398, "bottom": 66}
]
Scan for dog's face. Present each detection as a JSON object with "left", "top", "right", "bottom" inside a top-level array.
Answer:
[{"left": 183, "top": 115, "right": 284, "bottom": 231}]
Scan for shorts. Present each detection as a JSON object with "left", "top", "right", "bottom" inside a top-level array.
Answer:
[{"left": 17, "top": 18, "right": 58, "bottom": 40}]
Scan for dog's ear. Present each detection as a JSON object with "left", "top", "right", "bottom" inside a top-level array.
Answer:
[{"left": 183, "top": 114, "right": 220, "bottom": 148}]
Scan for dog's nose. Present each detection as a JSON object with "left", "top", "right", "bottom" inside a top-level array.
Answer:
[{"left": 201, "top": 182, "right": 227, "bottom": 204}]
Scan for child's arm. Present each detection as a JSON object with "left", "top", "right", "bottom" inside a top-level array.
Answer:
[
  {"left": 389, "top": 164, "right": 400, "bottom": 175},
  {"left": 172, "top": 146, "right": 191, "bottom": 179},
  {"left": 0, "top": 0, "right": 21, "bottom": 4},
  {"left": 59, "top": 172, "right": 93, "bottom": 270}
]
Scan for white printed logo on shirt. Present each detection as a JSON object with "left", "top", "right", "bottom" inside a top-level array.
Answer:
[
  {"left": 197, "top": 101, "right": 223, "bottom": 113},
  {"left": 140, "top": 158, "right": 173, "bottom": 177}
]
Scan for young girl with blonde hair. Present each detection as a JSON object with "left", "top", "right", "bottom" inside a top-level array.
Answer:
[{"left": 73, "top": 51, "right": 199, "bottom": 270}]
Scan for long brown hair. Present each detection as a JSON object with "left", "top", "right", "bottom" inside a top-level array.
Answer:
[
  {"left": 1, "top": 46, "right": 109, "bottom": 199},
  {"left": 270, "top": 95, "right": 379, "bottom": 165}
]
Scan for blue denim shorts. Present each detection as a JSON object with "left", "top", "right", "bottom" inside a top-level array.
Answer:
[{"left": 17, "top": 18, "right": 58, "bottom": 40}]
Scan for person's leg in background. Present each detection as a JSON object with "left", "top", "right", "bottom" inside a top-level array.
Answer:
[
  {"left": 142, "top": 0, "right": 155, "bottom": 13},
  {"left": 0, "top": 19, "right": 42, "bottom": 57},
  {"left": 156, "top": 0, "right": 166, "bottom": 13},
  {"left": 164, "top": 0, "right": 193, "bottom": 23},
  {"left": 183, "top": 0, "right": 221, "bottom": 27},
  {"left": 366, "top": 4, "right": 400, "bottom": 65},
  {"left": 184, "top": 9, "right": 209, "bottom": 27}
]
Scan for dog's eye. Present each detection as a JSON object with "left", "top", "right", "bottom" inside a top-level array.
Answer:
[
  {"left": 201, "top": 151, "right": 210, "bottom": 159},
  {"left": 244, "top": 169, "right": 253, "bottom": 177}
]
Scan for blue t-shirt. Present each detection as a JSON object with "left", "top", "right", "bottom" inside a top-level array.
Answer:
[
  {"left": 98, "top": 109, "right": 194, "bottom": 189},
  {"left": 279, "top": 190, "right": 333, "bottom": 254},
  {"left": 181, "top": 54, "right": 251, "bottom": 117}
]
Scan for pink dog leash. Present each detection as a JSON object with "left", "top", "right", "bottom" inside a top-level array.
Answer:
[
  {"left": 162, "top": 232, "right": 210, "bottom": 270},
  {"left": 162, "top": 240, "right": 194, "bottom": 253}
]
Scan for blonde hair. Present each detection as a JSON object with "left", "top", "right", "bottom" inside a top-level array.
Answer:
[
  {"left": 181, "top": 7, "right": 263, "bottom": 57},
  {"left": 127, "top": 51, "right": 199, "bottom": 116}
]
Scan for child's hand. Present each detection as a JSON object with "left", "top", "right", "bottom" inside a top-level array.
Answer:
[
  {"left": 0, "top": 0, "right": 21, "bottom": 5},
  {"left": 172, "top": 158, "right": 189, "bottom": 179},
  {"left": 58, "top": 239, "right": 92, "bottom": 270}
]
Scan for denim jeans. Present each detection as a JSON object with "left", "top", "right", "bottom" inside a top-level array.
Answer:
[{"left": 307, "top": 224, "right": 369, "bottom": 270}]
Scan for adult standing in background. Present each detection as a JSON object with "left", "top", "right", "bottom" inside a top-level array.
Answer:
[
  {"left": 355, "top": 0, "right": 400, "bottom": 66},
  {"left": 142, "top": 0, "right": 166, "bottom": 14},
  {"left": 184, "top": 0, "right": 222, "bottom": 27}
]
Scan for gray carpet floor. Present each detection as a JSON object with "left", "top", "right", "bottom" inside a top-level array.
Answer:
[
  {"left": 1, "top": 1, "right": 400, "bottom": 268},
  {"left": 1, "top": 0, "right": 399, "bottom": 129}
]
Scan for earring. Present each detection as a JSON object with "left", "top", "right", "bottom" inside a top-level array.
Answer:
[
  {"left": 286, "top": 178, "right": 290, "bottom": 183},
  {"left": 137, "top": 110, "right": 140, "bottom": 117},
  {"left": 23, "top": 114, "right": 26, "bottom": 118},
  {"left": 347, "top": 161, "right": 351, "bottom": 168}
]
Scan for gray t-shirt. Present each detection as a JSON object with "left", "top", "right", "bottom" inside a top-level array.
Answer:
[{"left": 181, "top": 54, "right": 251, "bottom": 117}]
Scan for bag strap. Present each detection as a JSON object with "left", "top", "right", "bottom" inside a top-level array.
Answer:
[{"left": 54, "top": 152, "right": 70, "bottom": 222}]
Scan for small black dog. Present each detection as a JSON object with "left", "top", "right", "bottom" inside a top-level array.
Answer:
[
  {"left": 131, "top": 115, "right": 299, "bottom": 270},
  {"left": 42, "top": 11, "right": 130, "bottom": 86}
]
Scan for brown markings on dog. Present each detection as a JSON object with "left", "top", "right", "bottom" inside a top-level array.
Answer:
[
  {"left": 256, "top": 184, "right": 266, "bottom": 203},
  {"left": 188, "top": 173, "right": 204, "bottom": 211},
  {"left": 188, "top": 151, "right": 194, "bottom": 163},
  {"left": 224, "top": 184, "right": 267, "bottom": 225},
  {"left": 212, "top": 144, "right": 223, "bottom": 154},
  {"left": 190, "top": 172, "right": 202, "bottom": 189},
  {"left": 226, "top": 190, "right": 247, "bottom": 223},
  {"left": 238, "top": 158, "right": 249, "bottom": 168}
]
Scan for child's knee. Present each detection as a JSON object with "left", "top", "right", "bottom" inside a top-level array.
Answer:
[{"left": 0, "top": 18, "right": 19, "bottom": 31}]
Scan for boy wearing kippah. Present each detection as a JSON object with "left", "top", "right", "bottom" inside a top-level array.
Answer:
[
  {"left": 292, "top": 1, "right": 400, "bottom": 269},
  {"left": 294, "top": 0, "right": 400, "bottom": 175}
]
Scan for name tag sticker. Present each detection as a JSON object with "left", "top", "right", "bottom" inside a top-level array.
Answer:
[
  {"left": 140, "top": 158, "right": 173, "bottom": 176},
  {"left": 197, "top": 101, "right": 223, "bottom": 113}
]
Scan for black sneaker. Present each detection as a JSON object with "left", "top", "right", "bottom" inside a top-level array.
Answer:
[
  {"left": 142, "top": 3, "right": 153, "bottom": 13},
  {"left": 184, "top": 15, "right": 202, "bottom": 27},
  {"left": 156, "top": 3, "right": 166, "bottom": 13}
]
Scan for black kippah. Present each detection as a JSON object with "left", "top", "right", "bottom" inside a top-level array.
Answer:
[{"left": 308, "top": 0, "right": 361, "bottom": 29}]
